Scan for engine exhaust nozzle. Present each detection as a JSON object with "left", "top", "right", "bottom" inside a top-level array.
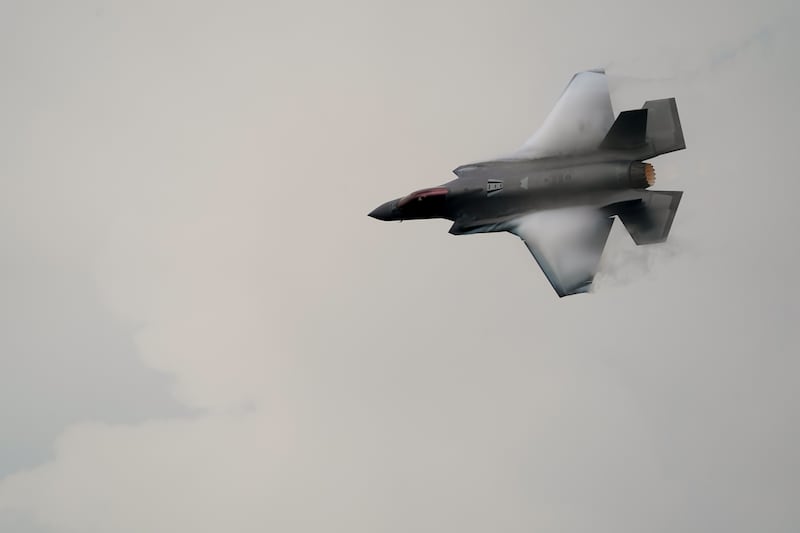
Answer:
[
  {"left": 629, "top": 161, "right": 656, "bottom": 188},
  {"left": 644, "top": 163, "right": 656, "bottom": 186}
]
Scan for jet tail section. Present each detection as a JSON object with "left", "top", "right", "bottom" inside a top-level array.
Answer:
[{"left": 617, "top": 190, "right": 683, "bottom": 245}]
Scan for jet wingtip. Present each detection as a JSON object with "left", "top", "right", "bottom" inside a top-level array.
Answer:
[{"left": 556, "top": 280, "right": 595, "bottom": 298}]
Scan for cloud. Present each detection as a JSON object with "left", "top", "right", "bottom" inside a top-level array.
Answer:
[{"left": 594, "top": 222, "right": 684, "bottom": 290}]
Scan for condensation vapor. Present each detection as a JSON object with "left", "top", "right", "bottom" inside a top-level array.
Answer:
[
  {"left": 510, "top": 207, "right": 684, "bottom": 292},
  {"left": 512, "top": 208, "right": 608, "bottom": 291}
]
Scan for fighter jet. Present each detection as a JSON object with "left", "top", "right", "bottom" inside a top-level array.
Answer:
[{"left": 368, "top": 69, "right": 685, "bottom": 297}]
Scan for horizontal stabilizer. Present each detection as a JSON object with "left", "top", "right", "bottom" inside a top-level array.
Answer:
[
  {"left": 641, "top": 98, "right": 686, "bottom": 158},
  {"left": 599, "top": 109, "right": 648, "bottom": 150},
  {"left": 618, "top": 190, "right": 683, "bottom": 245}
]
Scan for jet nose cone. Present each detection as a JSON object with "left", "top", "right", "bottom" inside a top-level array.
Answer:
[{"left": 368, "top": 200, "right": 397, "bottom": 221}]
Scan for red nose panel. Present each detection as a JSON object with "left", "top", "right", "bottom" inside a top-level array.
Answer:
[{"left": 397, "top": 187, "right": 449, "bottom": 208}]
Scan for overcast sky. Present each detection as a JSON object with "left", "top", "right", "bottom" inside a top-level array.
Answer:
[{"left": 1, "top": 1, "right": 798, "bottom": 532}]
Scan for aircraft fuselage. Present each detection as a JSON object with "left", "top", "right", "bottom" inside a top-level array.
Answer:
[{"left": 369, "top": 150, "right": 654, "bottom": 235}]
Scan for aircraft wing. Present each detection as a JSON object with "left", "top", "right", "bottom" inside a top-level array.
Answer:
[
  {"left": 509, "top": 209, "right": 614, "bottom": 297},
  {"left": 510, "top": 69, "right": 614, "bottom": 159}
]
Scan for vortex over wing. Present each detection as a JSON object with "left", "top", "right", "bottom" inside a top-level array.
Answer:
[
  {"left": 509, "top": 208, "right": 614, "bottom": 297},
  {"left": 511, "top": 69, "right": 614, "bottom": 159}
]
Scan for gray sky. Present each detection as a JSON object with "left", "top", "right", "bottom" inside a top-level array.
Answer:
[{"left": 1, "top": 1, "right": 798, "bottom": 532}]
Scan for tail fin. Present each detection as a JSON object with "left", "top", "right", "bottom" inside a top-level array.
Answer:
[
  {"left": 599, "top": 109, "right": 648, "bottom": 150},
  {"left": 641, "top": 98, "right": 686, "bottom": 158},
  {"left": 599, "top": 98, "right": 686, "bottom": 159},
  {"left": 618, "top": 190, "right": 683, "bottom": 245}
]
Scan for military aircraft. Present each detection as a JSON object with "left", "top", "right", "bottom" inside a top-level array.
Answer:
[{"left": 368, "top": 69, "right": 685, "bottom": 297}]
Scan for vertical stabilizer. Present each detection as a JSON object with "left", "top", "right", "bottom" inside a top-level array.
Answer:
[{"left": 599, "top": 109, "right": 648, "bottom": 150}]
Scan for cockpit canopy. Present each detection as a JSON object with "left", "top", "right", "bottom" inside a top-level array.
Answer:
[
  {"left": 396, "top": 186, "right": 449, "bottom": 219},
  {"left": 397, "top": 187, "right": 449, "bottom": 208}
]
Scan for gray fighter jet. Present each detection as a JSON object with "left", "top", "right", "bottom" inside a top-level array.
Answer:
[{"left": 368, "top": 69, "right": 685, "bottom": 297}]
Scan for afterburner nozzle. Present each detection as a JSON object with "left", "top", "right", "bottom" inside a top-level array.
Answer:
[
  {"left": 644, "top": 163, "right": 656, "bottom": 187},
  {"left": 629, "top": 161, "right": 656, "bottom": 188}
]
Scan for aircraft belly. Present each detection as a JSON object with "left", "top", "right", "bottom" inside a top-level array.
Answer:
[{"left": 448, "top": 188, "right": 644, "bottom": 235}]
